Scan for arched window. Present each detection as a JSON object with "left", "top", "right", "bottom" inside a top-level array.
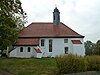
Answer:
[
  {"left": 58, "top": 15, "right": 60, "bottom": 20},
  {"left": 54, "top": 15, "right": 55, "bottom": 20},
  {"left": 49, "top": 39, "right": 52, "bottom": 52},
  {"left": 27, "top": 47, "right": 31, "bottom": 52},
  {"left": 65, "top": 47, "right": 68, "bottom": 54},
  {"left": 20, "top": 47, "right": 23, "bottom": 52}
]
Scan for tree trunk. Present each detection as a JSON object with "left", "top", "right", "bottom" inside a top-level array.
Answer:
[{"left": 6, "top": 46, "right": 9, "bottom": 57}]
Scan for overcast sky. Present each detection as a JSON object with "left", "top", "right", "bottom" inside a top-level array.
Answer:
[{"left": 20, "top": 0, "right": 100, "bottom": 43}]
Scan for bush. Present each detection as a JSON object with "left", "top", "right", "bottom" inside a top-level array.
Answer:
[
  {"left": 86, "top": 55, "right": 100, "bottom": 71},
  {"left": 56, "top": 54, "right": 87, "bottom": 74}
]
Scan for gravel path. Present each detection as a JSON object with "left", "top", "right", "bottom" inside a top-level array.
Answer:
[
  {"left": 64, "top": 71, "right": 100, "bottom": 75},
  {"left": 0, "top": 70, "right": 100, "bottom": 75}
]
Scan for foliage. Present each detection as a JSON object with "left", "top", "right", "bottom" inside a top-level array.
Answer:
[
  {"left": 86, "top": 55, "right": 100, "bottom": 71},
  {"left": 0, "top": 0, "right": 27, "bottom": 49},
  {"left": 93, "top": 40, "right": 100, "bottom": 55},
  {"left": 0, "top": 56, "right": 100, "bottom": 75},
  {"left": 84, "top": 41, "right": 95, "bottom": 55},
  {"left": 85, "top": 40, "right": 100, "bottom": 55},
  {"left": 56, "top": 54, "right": 100, "bottom": 74},
  {"left": 0, "top": 58, "right": 57, "bottom": 75},
  {"left": 56, "top": 54, "right": 87, "bottom": 74}
]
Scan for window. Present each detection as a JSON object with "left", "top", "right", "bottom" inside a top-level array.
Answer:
[
  {"left": 49, "top": 40, "right": 52, "bottom": 52},
  {"left": 41, "top": 39, "right": 45, "bottom": 46},
  {"left": 58, "top": 15, "right": 60, "bottom": 20},
  {"left": 20, "top": 47, "right": 23, "bottom": 52},
  {"left": 64, "top": 39, "right": 68, "bottom": 43},
  {"left": 27, "top": 47, "right": 31, "bottom": 52},
  {"left": 54, "top": 15, "right": 55, "bottom": 20},
  {"left": 65, "top": 47, "right": 68, "bottom": 54}
]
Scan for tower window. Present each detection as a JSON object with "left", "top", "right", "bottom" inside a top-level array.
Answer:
[
  {"left": 58, "top": 15, "right": 60, "bottom": 20},
  {"left": 54, "top": 15, "right": 55, "bottom": 20}
]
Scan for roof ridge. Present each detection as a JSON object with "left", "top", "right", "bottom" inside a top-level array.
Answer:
[
  {"left": 32, "top": 22, "right": 52, "bottom": 24},
  {"left": 25, "top": 22, "right": 63, "bottom": 28},
  {"left": 30, "top": 22, "right": 63, "bottom": 24}
]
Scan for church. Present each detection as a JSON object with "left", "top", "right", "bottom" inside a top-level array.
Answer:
[{"left": 9, "top": 7, "right": 85, "bottom": 58}]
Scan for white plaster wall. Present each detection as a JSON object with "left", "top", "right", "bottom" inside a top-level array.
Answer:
[
  {"left": 36, "top": 53, "right": 42, "bottom": 58},
  {"left": 72, "top": 44, "right": 85, "bottom": 56},
  {"left": 40, "top": 39, "right": 49, "bottom": 57},
  {"left": 69, "top": 38, "right": 85, "bottom": 56},
  {"left": 9, "top": 38, "right": 85, "bottom": 58},
  {"left": 40, "top": 38, "right": 71, "bottom": 57},
  {"left": 9, "top": 48, "right": 17, "bottom": 57},
  {"left": 9, "top": 46, "right": 36, "bottom": 58},
  {"left": 39, "top": 38, "right": 85, "bottom": 57}
]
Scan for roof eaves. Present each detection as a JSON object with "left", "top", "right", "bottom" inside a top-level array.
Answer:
[
  {"left": 19, "top": 35, "right": 84, "bottom": 38},
  {"left": 13, "top": 44, "right": 39, "bottom": 46}
]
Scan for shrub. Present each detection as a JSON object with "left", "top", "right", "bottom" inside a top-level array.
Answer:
[
  {"left": 86, "top": 55, "right": 100, "bottom": 71},
  {"left": 56, "top": 54, "right": 87, "bottom": 74}
]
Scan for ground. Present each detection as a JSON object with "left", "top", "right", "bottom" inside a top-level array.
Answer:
[
  {"left": 0, "top": 57, "right": 57, "bottom": 75},
  {"left": 0, "top": 69, "right": 12, "bottom": 75},
  {"left": 0, "top": 57, "right": 100, "bottom": 75},
  {"left": 0, "top": 70, "right": 100, "bottom": 75}
]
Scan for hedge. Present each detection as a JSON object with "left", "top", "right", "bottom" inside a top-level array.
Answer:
[
  {"left": 56, "top": 54, "right": 87, "bottom": 74},
  {"left": 56, "top": 54, "right": 100, "bottom": 74}
]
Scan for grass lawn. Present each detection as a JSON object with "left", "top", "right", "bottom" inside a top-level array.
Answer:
[{"left": 0, "top": 57, "right": 57, "bottom": 75}]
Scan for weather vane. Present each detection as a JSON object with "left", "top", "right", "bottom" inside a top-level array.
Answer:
[{"left": 55, "top": 4, "right": 57, "bottom": 8}]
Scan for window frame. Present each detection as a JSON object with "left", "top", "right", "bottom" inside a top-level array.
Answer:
[
  {"left": 49, "top": 39, "right": 52, "bottom": 52},
  {"left": 20, "top": 47, "right": 23, "bottom": 52},
  {"left": 27, "top": 47, "right": 31, "bottom": 52},
  {"left": 64, "top": 39, "right": 68, "bottom": 43},
  {"left": 41, "top": 39, "right": 45, "bottom": 47},
  {"left": 54, "top": 15, "right": 55, "bottom": 20},
  {"left": 65, "top": 47, "right": 68, "bottom": 54}
]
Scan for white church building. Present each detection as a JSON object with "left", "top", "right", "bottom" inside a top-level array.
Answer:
[{"left": 9, "top": 7, "right": 85, "bottom": 58}]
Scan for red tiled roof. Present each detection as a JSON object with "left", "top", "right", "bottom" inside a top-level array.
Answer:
[
  {"left": 14, "top": 38, "right": 39, "bottom": 46},
  {"left": 19, "top": 22, "right": 84, "bottom": 38},
  {"left": 71, "top": 40, "right": 82, "bottom": 44},
  {"left": 34, "top": 48, "right": 42, "bottom": 53}
]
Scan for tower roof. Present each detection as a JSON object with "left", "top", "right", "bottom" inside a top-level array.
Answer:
[{"left": 54, "top": 7, "right": 60, "bottom": 12}]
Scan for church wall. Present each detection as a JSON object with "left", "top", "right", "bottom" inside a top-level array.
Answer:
[
  {"left": 9, "top": 46, "right": 35, "bottom": 58},
  {"left": 39, "top": 38, "right": 85, "bottom": 57}
]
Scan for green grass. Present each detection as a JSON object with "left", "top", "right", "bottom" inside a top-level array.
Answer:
[{"left": 0, "top": 58, "right": 57, "bottom": 75}]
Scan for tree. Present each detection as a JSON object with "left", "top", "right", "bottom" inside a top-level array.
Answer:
[
  {"left": 0, "top": 0, "right": 27, "bottom": 50},
  {"left": 84, "top": 41, "right": 95, "bottom": 55},
  {"left": 93, "top": 40, "right": 100, "bottom": 55}
]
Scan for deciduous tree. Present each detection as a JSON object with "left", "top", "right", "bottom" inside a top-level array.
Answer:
[
  {"left": 93, "top": 40, "right": 100, "bottom": 55},
  {"left": 84, "top": 41, "right": 95, "bottom": 55},
  {"left": 0, "top": 0, "right": 27, "bottom": 50}
]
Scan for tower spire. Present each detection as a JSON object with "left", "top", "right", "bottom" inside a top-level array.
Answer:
[{"left": 55, "top": 4, "right": 57, "bottom": 8}]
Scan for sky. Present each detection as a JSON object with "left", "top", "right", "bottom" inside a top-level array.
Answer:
[{"left": 20, "top": 0, "right": 100, "bottom": 43}]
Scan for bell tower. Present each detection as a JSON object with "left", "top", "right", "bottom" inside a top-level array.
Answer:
[{"left": 53, "top": 7, "right": 60, "bottom": 25}]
